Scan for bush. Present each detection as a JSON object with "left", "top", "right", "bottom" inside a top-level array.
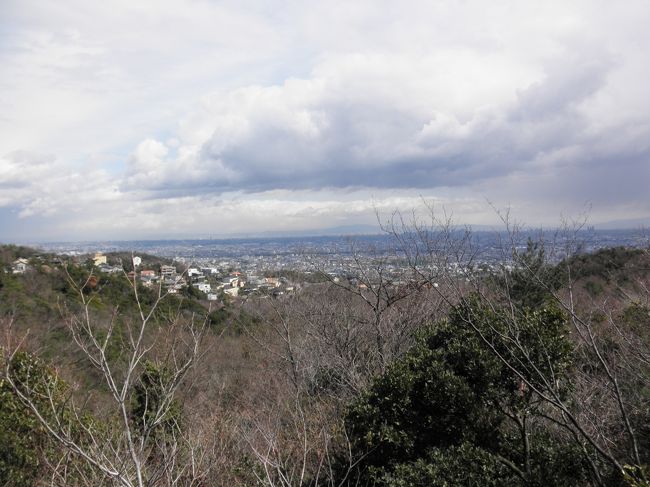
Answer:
[
  {"left": 341, "top": 298, "right": 588, "bottom": 486},
  {"left": 0, "top": 351, "right": 69, "bottom": 486}
]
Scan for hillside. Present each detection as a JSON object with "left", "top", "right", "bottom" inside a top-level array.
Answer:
[{"left": 0, "top": 243, "right": 648, "bottom": 486}]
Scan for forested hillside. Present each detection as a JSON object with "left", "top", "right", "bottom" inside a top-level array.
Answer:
[{"left": 0, "top": 233, "right": 648, "bottom": 486}]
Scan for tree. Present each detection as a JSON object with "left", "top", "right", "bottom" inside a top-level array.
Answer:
[
  {"left": 343, "top": 299, "right": 592, "bottom": 486},
  {"left": 130, "top": 360, "right": 182, "bottom": 440},
  {"left": 2, "top": 266, "right": 212, "bottom": 486},
  {"left": 499, "top": 237, "right": 560, "bottom": 309},
  {"left": 379, "top": 206, "right": 650, "bottom": 485},
  {"left": 0, "top": 349, "right": 72, "bottom": 486}
]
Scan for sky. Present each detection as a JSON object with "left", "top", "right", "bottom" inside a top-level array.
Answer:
[{"left": 1, "top": 0, "right": 649, "bottom": 241}]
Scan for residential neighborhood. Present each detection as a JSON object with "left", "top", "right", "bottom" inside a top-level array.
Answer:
[{"left": 85, "top": 253, "right": 300, "bottom": 302}]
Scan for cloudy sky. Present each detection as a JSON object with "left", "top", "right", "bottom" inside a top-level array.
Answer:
[{"left": 1, "top": 0, "right": 649, "bottom": 241}]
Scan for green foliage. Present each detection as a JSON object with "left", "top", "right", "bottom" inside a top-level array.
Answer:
[
  {"left": 183, "top": 282, "right": 204, "bottom": 300},
  {"left": 209, "top": 306, "right": 239, "bottom": 336},
  {"left": 621, "top": 303, "right": 650, "bottom": 339},
  {"left": 584, "top": 279, "right": 604, "bottom": 296},
  {"left": 0, "top": 245, "right": 40, "bottom": 267},
  {"left": 0, "top": 271, "right": 24, "bottom": 298},
  {"left": 619, "top": 304, "right": 650, "bottom": 467},
  {"left": 231, "top": 308, "right": 260, "bottom": 335},
  {"left": 209, "top": 307, "right": 229, "bottom": 327},
  {"left": 623, "top": 465, "right": 650, "bottom": 487},
  {"left": 209, "top": 305, "right": 257, "bottom": 336},
  {"left": 502, "top": 238, "right": 559, "bottom": 309},
  {"left": 130, "top": 361, "right": 182, "bottom": 440},
  {"left": 345, "top": 319, "right": 502, "bottom": 465},
  {"left": 560, "top": 246, "right": 647, "bottom": 283},
  {"left": 266, "top": 269, "right": 327, "bottom": 283},
  {"left": 375, "top": 443, "right": 515, "bottom": 487},
  {"left": 342, "top": 298, "right": 586, "bottom": 486},
  {"left": 100, "top": 251, "right": 171, "bottom": 273},
  {"left": 0, "top": 351, "right": 68, "bottom": 487}
]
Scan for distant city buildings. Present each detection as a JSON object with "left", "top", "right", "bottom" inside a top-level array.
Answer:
[
  {"left": 161, "top": 265, "right": 176, "bottom": 278},
  {"left": 24, "top": 230, "right": 644, "bottom": 305},
  {"left": 196, "top": 282, "right": 211, "bottom": 293},
  {"left": 98, "top": 263, "right": 122, "bottom": 274}
]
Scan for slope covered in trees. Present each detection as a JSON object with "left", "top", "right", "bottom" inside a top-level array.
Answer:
[{"left": 0, "top": 236, "right": 648, "bottom": 486}]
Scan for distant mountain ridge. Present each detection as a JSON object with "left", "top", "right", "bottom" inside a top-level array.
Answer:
[{"left": 592, "top": 216, "right": 650, "bottom": 230}]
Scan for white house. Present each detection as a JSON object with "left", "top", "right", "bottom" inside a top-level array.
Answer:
[
  {"left": 11, "top": 258, "right": 29, "bottom": 274},
  {"left": 196, "top": 282, "right": 211, "bottom": 293}
]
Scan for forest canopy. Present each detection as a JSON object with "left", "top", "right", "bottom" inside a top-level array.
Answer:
[{"left": 0, "top": 226, "right": 648, "bottom": 486}]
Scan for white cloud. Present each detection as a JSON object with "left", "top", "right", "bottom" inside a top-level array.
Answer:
[
  {"left": 1, "top": 0, "right": 649, "bottom": 240},
  {"left": 125, "top": 40, "right": 647, "bottom": 198}
]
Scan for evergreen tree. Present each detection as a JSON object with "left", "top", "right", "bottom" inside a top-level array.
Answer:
[{"left": 342, "top": 299, "right": 591, "bottom": 486}]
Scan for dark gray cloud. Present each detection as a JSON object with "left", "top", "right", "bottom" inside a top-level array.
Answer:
[{"left": 124, "top": 47, "right": 638, "bottom": 202}]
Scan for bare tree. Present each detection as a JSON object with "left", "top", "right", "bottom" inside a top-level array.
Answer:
[
  {"left": 2, "top": 265, "right": 214, "bottom": 487},
  {"left": 236, "top": 226, "right": 451, "bottom": 486},
  {"left": 237, "top": 360, "right": 368, "bottom": 487},
  {"left": 382, "top": 204, "right": 650, "bottom": 484}
]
